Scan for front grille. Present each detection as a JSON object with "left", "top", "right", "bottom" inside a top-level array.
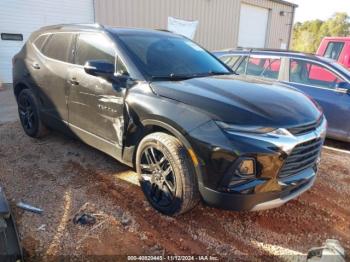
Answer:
[
  {"left": 279, "top": 138, "right": 323, "bottom": 178},
  {"left": 287, "top": 117, "right": 323, "bottom": 135}
]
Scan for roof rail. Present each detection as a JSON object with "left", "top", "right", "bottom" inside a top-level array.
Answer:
[
  {"left": 231, "top": 47, "right": 316, "bottom": 56},
  {"left": 39, "top": 23, "right": 104, "bottom": 31}
]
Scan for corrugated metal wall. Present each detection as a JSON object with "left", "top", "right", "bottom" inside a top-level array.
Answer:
[{"left": 94, "top": 0, "right": 294, "bottom": 51}]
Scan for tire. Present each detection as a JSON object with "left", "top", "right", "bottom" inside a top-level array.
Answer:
[
  {"left": 17, "top": 89, "right": 48, "bottom": 138},
  {"left": 136, "top": 132, "right": 200, "bottom": 216}
]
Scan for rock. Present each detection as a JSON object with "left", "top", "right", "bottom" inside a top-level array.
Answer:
[{"left": 121, "top": 215, "right": 131, "bottom": 226}]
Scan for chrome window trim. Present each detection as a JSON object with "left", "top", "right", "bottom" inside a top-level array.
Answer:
[{"left": 285, "top": 80, "right": 349, "bottom": 94}]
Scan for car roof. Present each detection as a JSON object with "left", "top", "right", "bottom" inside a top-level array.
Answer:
[
  {"left": 322, "top": 37, "right": 350, "bottom": 41},
  {"left": 214, "top": 48, "right": 350, "bottom": 80},
  {"left": 214, "top": 48, "right": 337, "bottom": 63},
  {"left": 38, "top": 23, "right": 179, "bottom": 38}
]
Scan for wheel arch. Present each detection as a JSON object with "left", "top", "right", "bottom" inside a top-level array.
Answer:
[
  {"left": 142, "top": 119, "right": 192, "bottom": 151},
  {"left": 134, "top": 119, "right": 203, "bottom": 183},
  {"left": 13, "top": 82, "right": 29, "bottom": 101}
]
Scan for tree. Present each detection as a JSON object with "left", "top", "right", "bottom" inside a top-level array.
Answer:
[{"left": 291, "top": 12, "right": 350, "bottom": 53}]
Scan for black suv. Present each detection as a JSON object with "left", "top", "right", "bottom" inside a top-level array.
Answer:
[{"left": 13, "top": 24, "right": 326, "bottom": 216}]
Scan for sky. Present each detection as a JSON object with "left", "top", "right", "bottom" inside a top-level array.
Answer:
[{"left": 289, "top": 0, "right": 350, "bottom": 23}]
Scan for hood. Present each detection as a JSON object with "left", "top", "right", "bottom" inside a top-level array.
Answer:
[{"left": 150, "top": 75, "right": 322, "bottom": 128}]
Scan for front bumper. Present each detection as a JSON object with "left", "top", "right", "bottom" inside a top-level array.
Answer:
[
  {"left": 199, "top": 167, "right": 316, "bottom": 211},
  {"left": 188, "top": 117, "right": 327, "bottom": 211}
]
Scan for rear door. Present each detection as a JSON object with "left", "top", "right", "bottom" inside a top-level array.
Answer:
[
  {"left": 29, "top": 32, "right": 75, "bottom": 123},
  {"left": 68, "top": 32, "right": 127, "bottom": 146},
  {"left": 285, "top": 58, "right": 350, "bottom": 139}
]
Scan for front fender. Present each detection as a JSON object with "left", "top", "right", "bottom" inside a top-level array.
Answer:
[{"left": 126, "top": 82, "right": 211, "bottom": 134}]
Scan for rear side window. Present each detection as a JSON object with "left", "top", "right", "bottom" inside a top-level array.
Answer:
[
  {"left": 33, "top": 34, "right": 49, "bottom": 50},
  {"left": 324, "top": 42, "right": 344, "bottom": 60},
  {"left": 41, "top": 33, "right": 75, "bottom": 63},
  {"left": 237, "top": 56, "right": 281, "bottom": 79},
  {"left": 75, "top": 33, "right": 115, "bottom": 66}
]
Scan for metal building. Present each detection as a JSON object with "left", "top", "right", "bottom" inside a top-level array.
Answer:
[
  {"left": 0, "top": 0, "right": 296, "bottom": 83},
  {"left": 95, "top": 0, "right": 297, "bottom": 51}
]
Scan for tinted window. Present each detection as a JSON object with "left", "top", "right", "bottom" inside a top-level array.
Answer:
[
  {"left": 41, "top": 33, "right": 74, "bottom": 62},
  {"left": 290, "top": 59, "right": 345, "bottom": 89},
  {"left": 33, "top": 34, "right": 49, "bottom": 50},
  {"left": 118, "top": 34, "right": 230, "bottom": 78},
  {"left": 75, "top": 33, "right": 115, "bottom": 66},
  {"left": 243, "top": 56, "right": 281, "bottom": 79},
  {"left": 324, "top": 42, "right": 344, "bottom": 60}
]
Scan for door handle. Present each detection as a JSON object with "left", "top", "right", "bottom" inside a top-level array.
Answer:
[
  {"left": 69, "top": 77, "right": 79, "bottom": 86},
  {"left": 31, "top": 62, "right": 40, "bottom": 70}
]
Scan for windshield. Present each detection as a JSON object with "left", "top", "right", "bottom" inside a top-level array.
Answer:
[{"left": 118, "top": 34, "right": 231, "bottom": 80}]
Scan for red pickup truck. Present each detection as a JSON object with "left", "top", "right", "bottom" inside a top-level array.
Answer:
[{"left": 317, "top": 37, "right": 350, "bottom": 70}]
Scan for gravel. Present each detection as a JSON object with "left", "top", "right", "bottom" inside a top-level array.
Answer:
[{"left": 0, "top": 121, "right": 349, "bottom": 261}]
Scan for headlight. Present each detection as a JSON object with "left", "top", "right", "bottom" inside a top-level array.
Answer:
[
  {"left": 215, "top": 121, "right": 276, "bottom": 134},
  {"left": 216, "top": 121, "right": 292, "bottom": 136}
]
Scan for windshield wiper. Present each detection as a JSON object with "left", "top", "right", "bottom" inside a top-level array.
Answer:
[
  {"left": 206, "top": 71, "right": 236, "bottom": 76},
  {"left": 150, "top": 71, "right": 235, "bottom": 81},
  {"left": 150, "top": 74, "right": 197, "bottom": 81}
]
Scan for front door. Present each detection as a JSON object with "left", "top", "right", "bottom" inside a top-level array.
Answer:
[
  {"left": 285, "top": 58, "right": 350, "bottom": 139},
  {"left": 67, "top": 33, "right": 127, "bottom": 156}
]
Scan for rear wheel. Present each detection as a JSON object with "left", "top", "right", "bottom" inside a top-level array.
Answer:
[
  {"left": 136, "top": 132, "right": 200, "bottom": 216},
  {"left": 18, "top": 89, "right": 48, "bottom": 138}
]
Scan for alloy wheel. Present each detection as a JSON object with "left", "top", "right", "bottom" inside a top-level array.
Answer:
[
  {"left": 140, "top": 146, "right": 176, "bottom": 207},
  {"left": 19, "top": 94, "right": 35, "bottom": 131}
]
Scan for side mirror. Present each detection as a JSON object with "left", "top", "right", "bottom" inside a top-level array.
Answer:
[{"left": 84, "top": 60, "right": 115, "bottom": 79}]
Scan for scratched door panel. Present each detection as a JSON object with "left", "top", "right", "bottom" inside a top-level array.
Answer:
[{"left": 95, "top": 81, "right": 126, "bottom": 144}]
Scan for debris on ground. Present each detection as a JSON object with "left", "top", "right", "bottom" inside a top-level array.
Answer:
[
  {"left": 16, "top": 201, "right": 43, "bottom": 214},
  {"left": 73, "top": 213, "right": 96, "bottom": 226},
  {"left": 36, "top": 224, "right": 46, "bottom": 231}
]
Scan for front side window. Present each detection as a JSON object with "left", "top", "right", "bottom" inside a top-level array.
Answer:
[
  {"left": 117, "top": 34, "right": 230, "bottom": 78},
  {"left": 41, "top": 33, "right": 75, "bottom": 62},
  {"left": 324, "top": 42, "right": 344, "bottom": 60},
  {"left": 75, "top": 33, "right": 115, "bottom": 66},
  {"left": 290, "top": 59, "right": 345, "bottom": 89}
]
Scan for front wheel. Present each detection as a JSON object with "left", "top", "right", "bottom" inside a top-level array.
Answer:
[{"left": 136, "top": 132, "right": 200, "bottom": 216}]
